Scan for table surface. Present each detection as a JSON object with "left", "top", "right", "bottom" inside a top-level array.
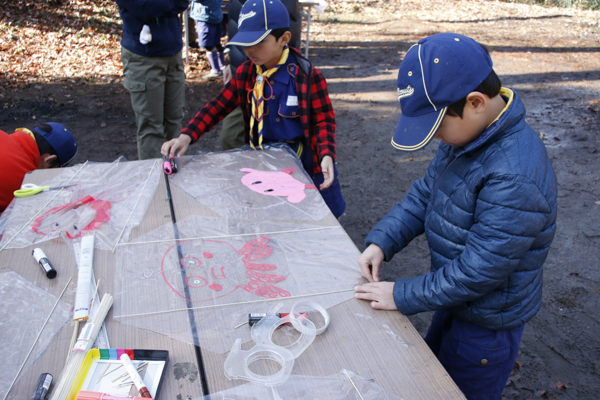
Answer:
[{"left": 0, "top": 154, "right": 465, "bottom": 400}]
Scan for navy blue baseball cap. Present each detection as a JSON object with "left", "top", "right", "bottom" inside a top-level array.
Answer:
[
  {"left": 392, "top": 33, "right": 493, "bottom": 151},
  {"left": 32, "top": 122, "right": 78, "bottom": 167},
  {"left": 227, "top": 0, "right": 290, "bottom": 47}
]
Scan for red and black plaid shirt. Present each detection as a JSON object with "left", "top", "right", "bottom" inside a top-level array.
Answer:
[{"left": 181, "top": 48, "right": 336, "bottom": 175}]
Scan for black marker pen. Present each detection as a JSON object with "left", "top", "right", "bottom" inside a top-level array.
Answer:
[
  {"left": 31, "top": 373, "right": 52, "bottom": 400},
  {"left": 32, "top": 248, "right": 57, "bottom": 279}
]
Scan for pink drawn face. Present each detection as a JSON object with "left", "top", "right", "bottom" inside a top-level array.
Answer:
[
  {"left": 161, "top": 237, "right": 290, "bottom": 303},
  {"left": 240, "top": 168, "right": 316, "bottom": 203},
  {"left": 162, "top": 244, "right": 239, "bottom": 303}
]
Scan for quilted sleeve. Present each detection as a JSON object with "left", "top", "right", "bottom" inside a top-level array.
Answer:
[
  {"left": 394, "top": 175, "right": 555, "bottom": 315},
  {"left": 365, "top": 159, "right": 436, "bottom": 261}
]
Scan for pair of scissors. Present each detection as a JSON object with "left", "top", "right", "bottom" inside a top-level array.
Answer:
[{"left": 14, "top": 183, "right": 76, "bottom": 197}]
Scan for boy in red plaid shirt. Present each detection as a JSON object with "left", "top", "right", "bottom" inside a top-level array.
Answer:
[{"left": 161, "top": 0, "right": 345, "bottom": 219}]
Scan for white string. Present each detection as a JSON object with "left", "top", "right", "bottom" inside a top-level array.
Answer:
[
  {"left": 2, "top": 277, "right": 72, "bottom": 400},
  {"left": 116, "top": 225, "right": 342, "bottom": 247},
  {"left": 0, "top": 161, "right": 89, "bottom": 252},
  {"left": 343, "top": 369, "right": 365, "bottom": 400},
  {"left": 114, "top": 288, "right": 355, "bottom": 318},
  {"left": 111, "top": 159, "right": 159, "bottom": 252}
]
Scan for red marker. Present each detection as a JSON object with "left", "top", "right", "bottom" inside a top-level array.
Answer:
[
  {"left": 248, "top": 312, "right": 308, "bottom": 326},
  {"left": 119, "top": 354, "right": 152, "bottom": 398}
]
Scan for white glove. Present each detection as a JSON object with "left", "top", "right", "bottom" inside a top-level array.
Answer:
[{"left": 140, "top": 24, "right": 152, "bottom": 45}]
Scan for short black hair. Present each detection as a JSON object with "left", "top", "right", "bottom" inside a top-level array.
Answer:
[
  {"left": 271, "top": 28, "right": 290, "bottom": 41},
  {"left": 447, "top": 43, "right": 502, "bottom": 118},
  {"left": 32, "top": 124, "right": 60, "bottom": 168}
]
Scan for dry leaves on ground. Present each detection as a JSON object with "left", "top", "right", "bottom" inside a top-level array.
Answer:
[{"left": 0, "top": 1, "right": 126, "bottom": 86}]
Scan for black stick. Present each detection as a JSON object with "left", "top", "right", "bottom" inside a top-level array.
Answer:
[{"left": 164, "top": 172, "right": 210, "bottom": 395}]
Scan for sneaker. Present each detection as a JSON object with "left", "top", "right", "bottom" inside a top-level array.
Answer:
[{"left": 203, "top": 70, "right": 223, "bottom": 80}]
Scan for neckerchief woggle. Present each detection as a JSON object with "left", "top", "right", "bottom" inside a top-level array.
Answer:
[{"left": 249, "top": 46, "right": 290, "bottom": 149}]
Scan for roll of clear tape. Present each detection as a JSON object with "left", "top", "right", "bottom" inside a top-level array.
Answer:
[
  {"left": 225, "top": 301, "right": 330, "bottom": 386},
  {"left": 289, "top": 300, "right": 331, "bottom": 335},
  {"left": 251, "top": 303, "right": 317, "bottom": 360},
  {"left": 224, "top": 338, "right": 295, "bottom": 386}
]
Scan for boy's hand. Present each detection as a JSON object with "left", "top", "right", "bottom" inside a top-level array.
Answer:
[
  {"left": 161, "top": 135, "right": 192, "bottom": 158},
  {"left": 357, "top": 244, "right": 385, "bottom": 282},
  {"left": 354, "top": 282, "right": 397, "bottom": 310},
  {"left": 320, "top": 155, "right": 334, "bottom": 190}
]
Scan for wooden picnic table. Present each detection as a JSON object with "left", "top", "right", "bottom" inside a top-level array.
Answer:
[{"left": 0, "top": 153, "right": 465, "bottom": 400}]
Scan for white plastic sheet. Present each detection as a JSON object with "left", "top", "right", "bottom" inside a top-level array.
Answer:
[
  {"left": 0, "top": 158, "right": 160, "bottom": 251},
  {"left": 0, "top": 269, "right": 71, "bottom": 399},
  {"left": 169, "top": 146, "right": 331, "bottom": 222},
  {"left": 114, "top": 215, "right": 361, "bottom": 354}
]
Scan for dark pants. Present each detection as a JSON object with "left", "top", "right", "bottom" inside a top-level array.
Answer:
[
  {"left": 425, "top": 309, "right": 525, "bottom": 400},
  {"left": 311, "top": 163, "right": 345, "bottom": 220},
  {"left": 221, "top": 106, "right": 245, "bottom": 150}
]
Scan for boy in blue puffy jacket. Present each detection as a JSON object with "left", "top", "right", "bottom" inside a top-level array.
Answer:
[{"left": 354, "top": 33, "right": 557, "bottom": 400}]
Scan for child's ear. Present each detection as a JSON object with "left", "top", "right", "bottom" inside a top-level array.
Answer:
[
  {"left": 466, "top": 92, "right": 487, "bottom": 114},
  {"left": 279, "top": 31, "right": 292, "bottom": 46},
  {"left": 38, "top": 153, "right": 58, "bottom": 169}
]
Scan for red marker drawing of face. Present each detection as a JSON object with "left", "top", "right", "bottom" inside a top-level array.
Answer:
[{"left": 161, "top": 237, "right": 290, "bottom": 303}]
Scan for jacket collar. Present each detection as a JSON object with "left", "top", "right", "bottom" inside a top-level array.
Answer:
[{"left": 453, "top": 87, "right": 523, "bottom": 156}]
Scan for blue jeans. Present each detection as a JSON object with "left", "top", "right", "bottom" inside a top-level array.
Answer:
[{"left": 425, "top": 309, "right": 525, "bottom": 400}]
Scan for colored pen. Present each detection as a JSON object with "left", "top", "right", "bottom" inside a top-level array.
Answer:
[
  {"left": 76, "top": 391, "right": 151, "bottom": 400},
  {"left": 119, "top": 354, "right": 152, "bottom": 398}
]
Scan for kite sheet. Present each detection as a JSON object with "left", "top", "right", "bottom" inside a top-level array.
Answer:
[
  {"left": 195, "top": 370, "right": 404, "bottom": 400},
  {"left": 0, "top": 269, "right": 71, "bottom": 400},
  {"left": 114, "top": 215, "right": 361, "bottom": 354},
  {"left": 0, "top": 158, "right": 160, "bottom": 251},
  {"left": 169, "top": 146, "right": 332, "bottom": 222}
]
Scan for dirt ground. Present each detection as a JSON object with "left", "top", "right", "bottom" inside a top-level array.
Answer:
[{"left": 2, "top": 1, "right": 600, "bottom": 399}]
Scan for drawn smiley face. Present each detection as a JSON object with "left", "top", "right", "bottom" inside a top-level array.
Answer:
[{"left": 161, "top": 237, "right": 290, "bottom": 303}]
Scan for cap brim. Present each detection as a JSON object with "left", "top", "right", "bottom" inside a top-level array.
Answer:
[
  {"left": 227, "top": 30, "right": 272, "bottom": 47},
  {"left": 391, "top": 107, "right": 447, "bottom": 152}
]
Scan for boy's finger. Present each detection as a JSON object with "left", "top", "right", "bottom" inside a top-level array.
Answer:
[
  {"left": 354, "top": 290, "right": 376, "bottom": 302},
  {"left": 355, "top": 282, "right": 378, "bottom": 293},
  {"left": 373, "top": 269, "right": 381, "bottom": 282},
  {"left": 358, "top": 264, "right": 374, "bottom": 282}
]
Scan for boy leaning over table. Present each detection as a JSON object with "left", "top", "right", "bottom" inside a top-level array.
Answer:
[
  {"left": 354, "top": 33, "right": 557, "bottom": 400},
  {"left": 161, "top": 0, "right": 345, "bottom": 220},
  {"left": 0, "top": 123, "right": 78, "bottom": 214}
]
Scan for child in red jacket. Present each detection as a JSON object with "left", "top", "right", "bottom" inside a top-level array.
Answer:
[{"left": 0, "top": 123, "right": 77, "bottom": 213}]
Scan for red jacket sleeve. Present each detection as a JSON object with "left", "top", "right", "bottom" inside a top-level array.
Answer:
[
  {"left": 309, "top": 67, "right": 336, "bottom": 163},
  {"left": 181, "top": 79, "right": 241, "bottom": 143}
]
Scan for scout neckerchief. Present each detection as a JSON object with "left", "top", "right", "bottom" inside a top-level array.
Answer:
[
  {"left": 15, "top": 127, "right": 35, "bottom": 140},
  {"left": 249, "top": 45, "right": 290, "bottom": 149}
]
